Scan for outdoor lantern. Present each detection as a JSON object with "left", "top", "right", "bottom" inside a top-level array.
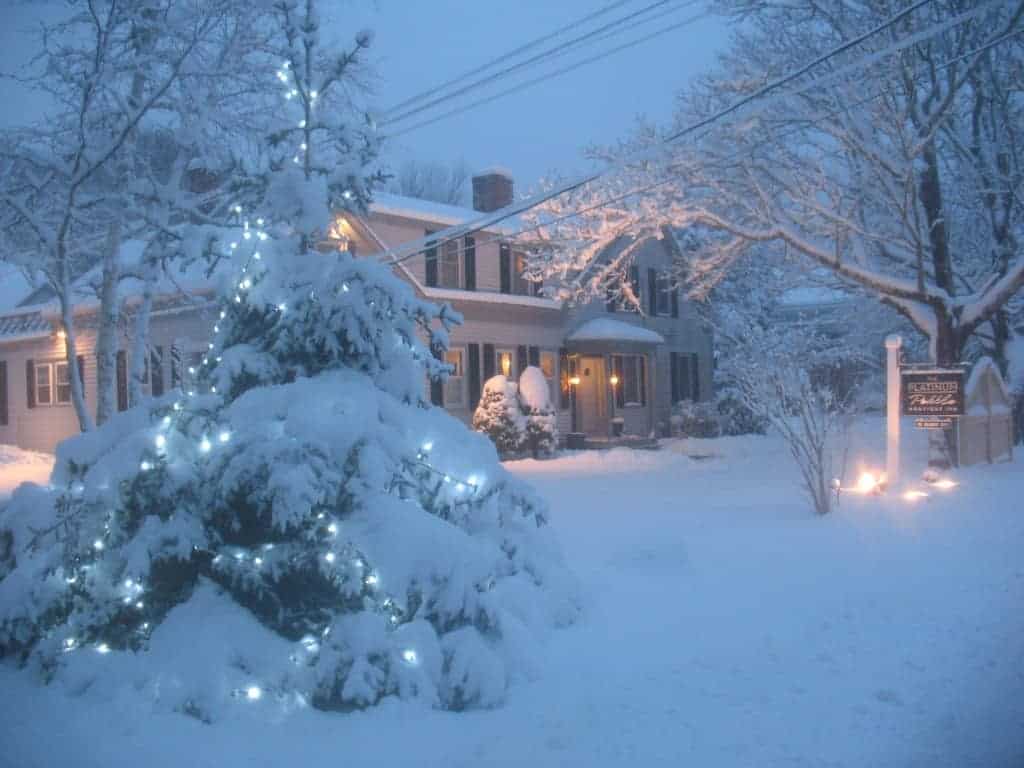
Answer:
[
  {"left": 610, "top": 374, "right": 619, "bottom": 387},
  {"left": 569, "top": 376, "right": 581, "bottom": 386}
]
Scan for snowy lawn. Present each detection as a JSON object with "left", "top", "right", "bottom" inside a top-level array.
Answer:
[
  {"left": 2, "top": 419, "right": 1023, "bottom": 767},
  {"left": 0, "top": 445, "right": 53, "bottom": 502}
]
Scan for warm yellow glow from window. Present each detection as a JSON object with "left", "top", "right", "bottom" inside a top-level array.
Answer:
[
  {"left": 569, "top": 376, "right": 581, "bottom": 386},
  {"left": 499, "top": 352, "right": 512, "bottom": 378},
  {"left": 328, "top": 216, "right": 352, "bottom": 251},
  {"left": 609, "top": 374, "right": 619, "bottom": 387},
  {"left": 57, "top": 329, "right": 66, "bottom": 340}
]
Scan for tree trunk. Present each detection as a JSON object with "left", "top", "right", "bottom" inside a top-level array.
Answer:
[
  {"left": 129, "top": 276, "right": 154, "bottom": 407},
  {"left": 56, "top": 251, "right": 94, "bottom": 433},
  {"left": 95, "top": 222, "right": 122, "bottom": 425}
]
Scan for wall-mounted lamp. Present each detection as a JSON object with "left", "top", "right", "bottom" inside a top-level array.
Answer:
[{"left": 569, "top": 376, "right": 580, "bottom": 386}]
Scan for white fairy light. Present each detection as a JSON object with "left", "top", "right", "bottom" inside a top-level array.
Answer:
[
  {"left": 278, "top": 303, "right": 287, "bottom": 312},
  {"left": 93, "top": 539, "right": 104, "bottom": 551},
  {"left": 257, "top": 218, "right": 264, "bottom": 226},
  {"left": 188, "top": 366, "right": 196, "bottom": 375},
  {"left": 199, "top": 437, "right": 212, "bottom": 454},
  {"left": 310, "top": 90, "right": 318, "bottom": 99},
  {"left": 233, "top": 551, "right": 245, "bottom": 561},
  {"left": 140, "top": 460, "right": 152, "bottom": 472},
  {"left": 327, "top": 523, "right": 338, "bottom": 535},
  {"left": 65, "top": 575, "right": 77, "bottom": 585},
  {"left": 293, "top": 156, "right": 300, "bottom": 164},
  {"left": 234, "top": 205, "right": 242, "bottom": 214},
  {"left": 455, "top": 482, "right": 466, "bottom": 493},
  {"left": 299, "top": 120, "right": 306, "bottom": 128},
  {"left": 155, "top": 434, "right": 166, "bottom": 450},
  {"left": 95, "top": 643, "right": 110, "bottom": 654},
  {"left": 218, "top": 430, "right": 231, "bottom": 443},
  {"left": 365, "top": 573, "right": 379, "bottom": 587},
  {"left": 125, "top": 579, "right": 134, "bottom": 588},
  {"left": 401, "top": 649, "right": 418, "bottom": 666},
  {"left": 243, "top": 231, "right": 251, "bottom": 240},
  {"left": 246, "top": 685, "right": 262, "bottom": 701},
  {"left": 258, "top": 232, "right": 268, "bottom": 241},
  {"left": 341, "top": 283, "right": 350, "bottom": 292},
  {"left": 253, "top": 252, "right": 261, "bottom": 260},
  {"left": 211, "top": 386, "right": 217, "bottom": 394},
  {"left": 443, "top": 475, "right": 451, "bottom": 484},
  {"left": 421, "top": 441, "right": 433, "bottom": 453},
  {"left": 254, "top": 557, "right": 263, "bottom": 567},
  {"left": 162, "top": 415, "right": 172, "bottom": 428},
  {"left": 230, "top": 242, "right": 238, "bottom": 250},
  {"left": 135, "top": 601, "right": 144, "bottom": 610},
  {"left": 220, "top": 310, "right": 227, "bottom": 319},
  {"left": 123, "top": 596, "right": 132, "bottom": 605},
  {"left": 63, "top": 637, "right": 76, "bottom": 651},
  {"left": 300, "top": 142, "right": 307, "bottom": 150},
  {"left": 467, "top": 474, "right": 479, "bottom": 489},
  {"left": 173, "top": 401, "right": 182, "bottom": 411},
  {"left": 324, "top": 552, "right": 336, "bottom": 563}
]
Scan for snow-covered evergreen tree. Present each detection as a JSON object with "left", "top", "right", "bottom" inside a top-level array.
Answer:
[
  {"left": 472, "top": 376, "right": 526, "bottom": 456},
  {"left": 519, "top": 367, "right": 558, "bottom": 458},
  {"left": 0, "top": 2, "right": 576, "bottom": 717}
]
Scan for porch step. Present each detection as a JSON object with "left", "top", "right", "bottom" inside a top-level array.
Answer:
[{"left": 577, "top": 436, "right": 660, "bottom": 451}]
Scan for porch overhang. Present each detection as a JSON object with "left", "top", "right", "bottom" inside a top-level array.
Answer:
[{"left": 565, "top": 318, "right": 664, "bottom": 354}]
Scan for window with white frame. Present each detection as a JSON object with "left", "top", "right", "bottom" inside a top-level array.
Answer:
[
  {"left": 444, "top": 348, "right": 465, "bottom": 407},
  {"left": 439, "top": 240, "right": 460, "bottom": 288},
  {"left": 35, "top": 361, "right": 72, "bottom": 406}
]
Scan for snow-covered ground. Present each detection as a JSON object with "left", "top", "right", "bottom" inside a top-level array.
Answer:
[
  {"left": 2, "top": 419, "right": 1022, "bottom": 767},
  {"left": 0, "top": 445, "right": 53, "bottom": 501}
]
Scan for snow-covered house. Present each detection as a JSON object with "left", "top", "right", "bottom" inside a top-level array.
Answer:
[{"left": 0, "top": 170, "right": 713, "bottom": 452}]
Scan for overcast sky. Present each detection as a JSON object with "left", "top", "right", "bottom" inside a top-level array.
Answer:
[{"left": 0, "top": 0, "right": 729, "bottom": 199}]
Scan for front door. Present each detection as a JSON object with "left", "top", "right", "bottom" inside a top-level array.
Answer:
[{"left": 575, "top": 355, "right": 607, "bottom": 436}]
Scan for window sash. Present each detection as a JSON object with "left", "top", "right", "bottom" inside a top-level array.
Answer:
[
  {"left": 656, "top": 275, "right": 672, "bottom": 315},
  {"left": 440, "top": 241, "right": 460, "bottom": 288},
  {"left": 35, "top": 364, "right": 52, "bottom": 405},
  {"left": 613, "top": 354, "right": 645, "bottom": 406},
  {"left": 444, "top": 349, "right": 464, "bottom": 406},
  {"left": 55, "top": 362, "right": 71, "bottom": 404}
]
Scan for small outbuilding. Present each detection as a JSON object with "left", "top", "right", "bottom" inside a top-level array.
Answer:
[{"left": 957, "top": 357, "right": 1014, "bottom": 466}]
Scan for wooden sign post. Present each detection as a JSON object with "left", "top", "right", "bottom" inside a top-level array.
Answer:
[{"left": 885, "top": 335, "right": 902, "bottom": 487}]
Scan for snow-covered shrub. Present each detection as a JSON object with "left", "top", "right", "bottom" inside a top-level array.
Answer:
[
  {"left": 671, "top": 399, "right": 721, "bottom": 438},
  {"left": 0, "top": 243, "right": 577, "bottom": 716},
  {"left": 715, "top": 387, "right": 768, "bottom": 436},
  {"left": 519, "top": 366, "right": 558, "bottom": 458},
  {"left": 472, "top": 375, "right": 526, "bottom": 456}
]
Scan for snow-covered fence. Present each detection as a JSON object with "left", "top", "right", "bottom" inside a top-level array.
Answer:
[{"left": 957, "top": 358, "right": 1013, "bottom": 466}]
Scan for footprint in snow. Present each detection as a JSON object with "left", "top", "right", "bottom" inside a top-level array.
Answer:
[{"left": 874, "top": 688, "right": 904, "bottom": 705}]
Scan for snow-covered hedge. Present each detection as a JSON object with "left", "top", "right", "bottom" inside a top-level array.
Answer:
[
  {"left": 0, "top": 245, "right": 578, "bottom": 718},
  {"left": 670, "top": 399, "right": 722, "bottom": 438},
  {"left": 472, "top": 368, "right": 559, "bottom": 458},
  {"left": 519, "top": 367, "right": 558, "bottom": 458}
]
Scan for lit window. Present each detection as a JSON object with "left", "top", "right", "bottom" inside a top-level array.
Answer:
[
  {"left": 497, "top": 350, "right": 513, "bottom": 378},
  {"left": 440, "top": 240, "right": 460, "bottom": 288},
  {"left": 55, "top": 362, "right": 72, "bottom": 404},
  {"left": 539, "top": 351, "right": 555, "bottom": 379},
  {"left": 444, "top": 349, "right": 464, "bottom": 407},
  {"left": 35, "top": 364, "right": 52, "bottom": 405}
]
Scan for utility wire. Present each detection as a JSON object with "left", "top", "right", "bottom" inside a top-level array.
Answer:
[
  {"left": 382, "top": 0, "right": 637, "bottom": 117},
  {"left": 384, "top": 26, "right": 1024, "bottom": 276},
  {"left": 389, "top": 7, "right": 711, "bottom": 139},
  {"left": 374, "top": 0, "right": 951, "bottom": 267},
  {"left": 382, "top": 0, "right": 684, "bottom": 126}
]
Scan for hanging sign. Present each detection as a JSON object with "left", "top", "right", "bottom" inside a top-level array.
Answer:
[
  {"left": 901, "top": 369, "right": 965, "bottom": 417},
  {"left": 914, "top": 416, "right": 954, "bottom": 430}
]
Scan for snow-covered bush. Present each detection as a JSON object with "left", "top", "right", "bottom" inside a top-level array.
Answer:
[
  {"left": 670, "top": 399, "right": 721, "bottom": 438},
  {"left": 519, "top": 366, "right": 558, "bottom": 458},
  {"left": 715, "top": 387, "right": 768, "bottom": 436},
  {"left": 472, "top": 376, "right": 526, "bottom": 457}
]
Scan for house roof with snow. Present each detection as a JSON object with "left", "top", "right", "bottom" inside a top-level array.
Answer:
[
  {"left": 566, "top": 318, "right": 665, "bottom": 345},
  {"left": 367, "top": 192, "right": 521, "bottom": 235}
]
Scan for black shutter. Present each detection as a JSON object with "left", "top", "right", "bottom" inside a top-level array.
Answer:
[
  {"left": 77, "top": 355, "right": 86, "bottom": 400},
  {"left": 606, "top": 286, "right": 617, "bottom": 313},
  {"left": 116, "top": 350, "right": 128, "bottom": 412},
  {"left": 429, "top": 344, "right": 444, "bottom": 406},
  {"left": 425, "top": 231, "right": 438, "bottom": 288},
  {"left": 467, "top": 343, "right": 481, "bottom": 409},
  {"left": 463, "top": 236, "right": 476, "bottom": 291},
  {"left": 679, "top": 355, "right": 692, "bottom": 400},
  {"left": 516, "top": 345, "right": 527, "bottom": 377},
  {"left": 691, "top": 354, "right": 700, "bottom": 401},
  {"left": 613, "top": 356, "right": 624, "bottom": 408},
  {"left": 648, "top": 268, "right": 658, "bottom": 315},
  {"left": 559, "top": 348, "right": 569, "bottom": 409},
  {"left": 151, "top": 346, "right": 164, "bottom": 397},
  {"left": 25, "top": 359, "right": 35, "bottom": 409},
  {"left": 170, "top": 344, "right": 182, "bottom": 389},
  {"left": 629, "top": 266, "right": 640, "bottom": 311},
  {"left": 499, "top": 244, "right": 511, "bottom": 294},
  {"left": 671, "top": 286, "right": 679, "bottom": 318},
  {"left": 670, "top": 351, "right": 679, "bottom": 404},
  {"left": 482, "top": 343, "right": 496, "bottom": 381},
  {"left": 639, "top": 355, "right": 647, "bottom": 406},
  {"left": 0, "top": 360, "right": 7, "bottom": 426},
  {"left": 528, "top": 346, "right": 540, "bottom": 367}
]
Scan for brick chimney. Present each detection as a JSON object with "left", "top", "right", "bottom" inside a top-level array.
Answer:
[{"left": 472, "top": 168, "right": 514, "bottom": 212}]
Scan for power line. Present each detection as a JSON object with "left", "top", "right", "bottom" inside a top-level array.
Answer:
[
  {"left": 382, "top": 0, "right": 685, "bottom": 126},
  {"left": 382, "top": 0, "right": 637, "bottom": 118},
  {"left": 387, "top": 26, "right": 1024, "bottom": 276},
  {"left": 388, "top": 7, "right": 711, "bottom": 139},
  {"left": 376, "top": 0, "right": 941, "bottom": 267}
]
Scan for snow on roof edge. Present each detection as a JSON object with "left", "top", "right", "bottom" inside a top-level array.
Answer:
[{"left": 566, "top": 318, "right": 665, "bottom": 345}]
